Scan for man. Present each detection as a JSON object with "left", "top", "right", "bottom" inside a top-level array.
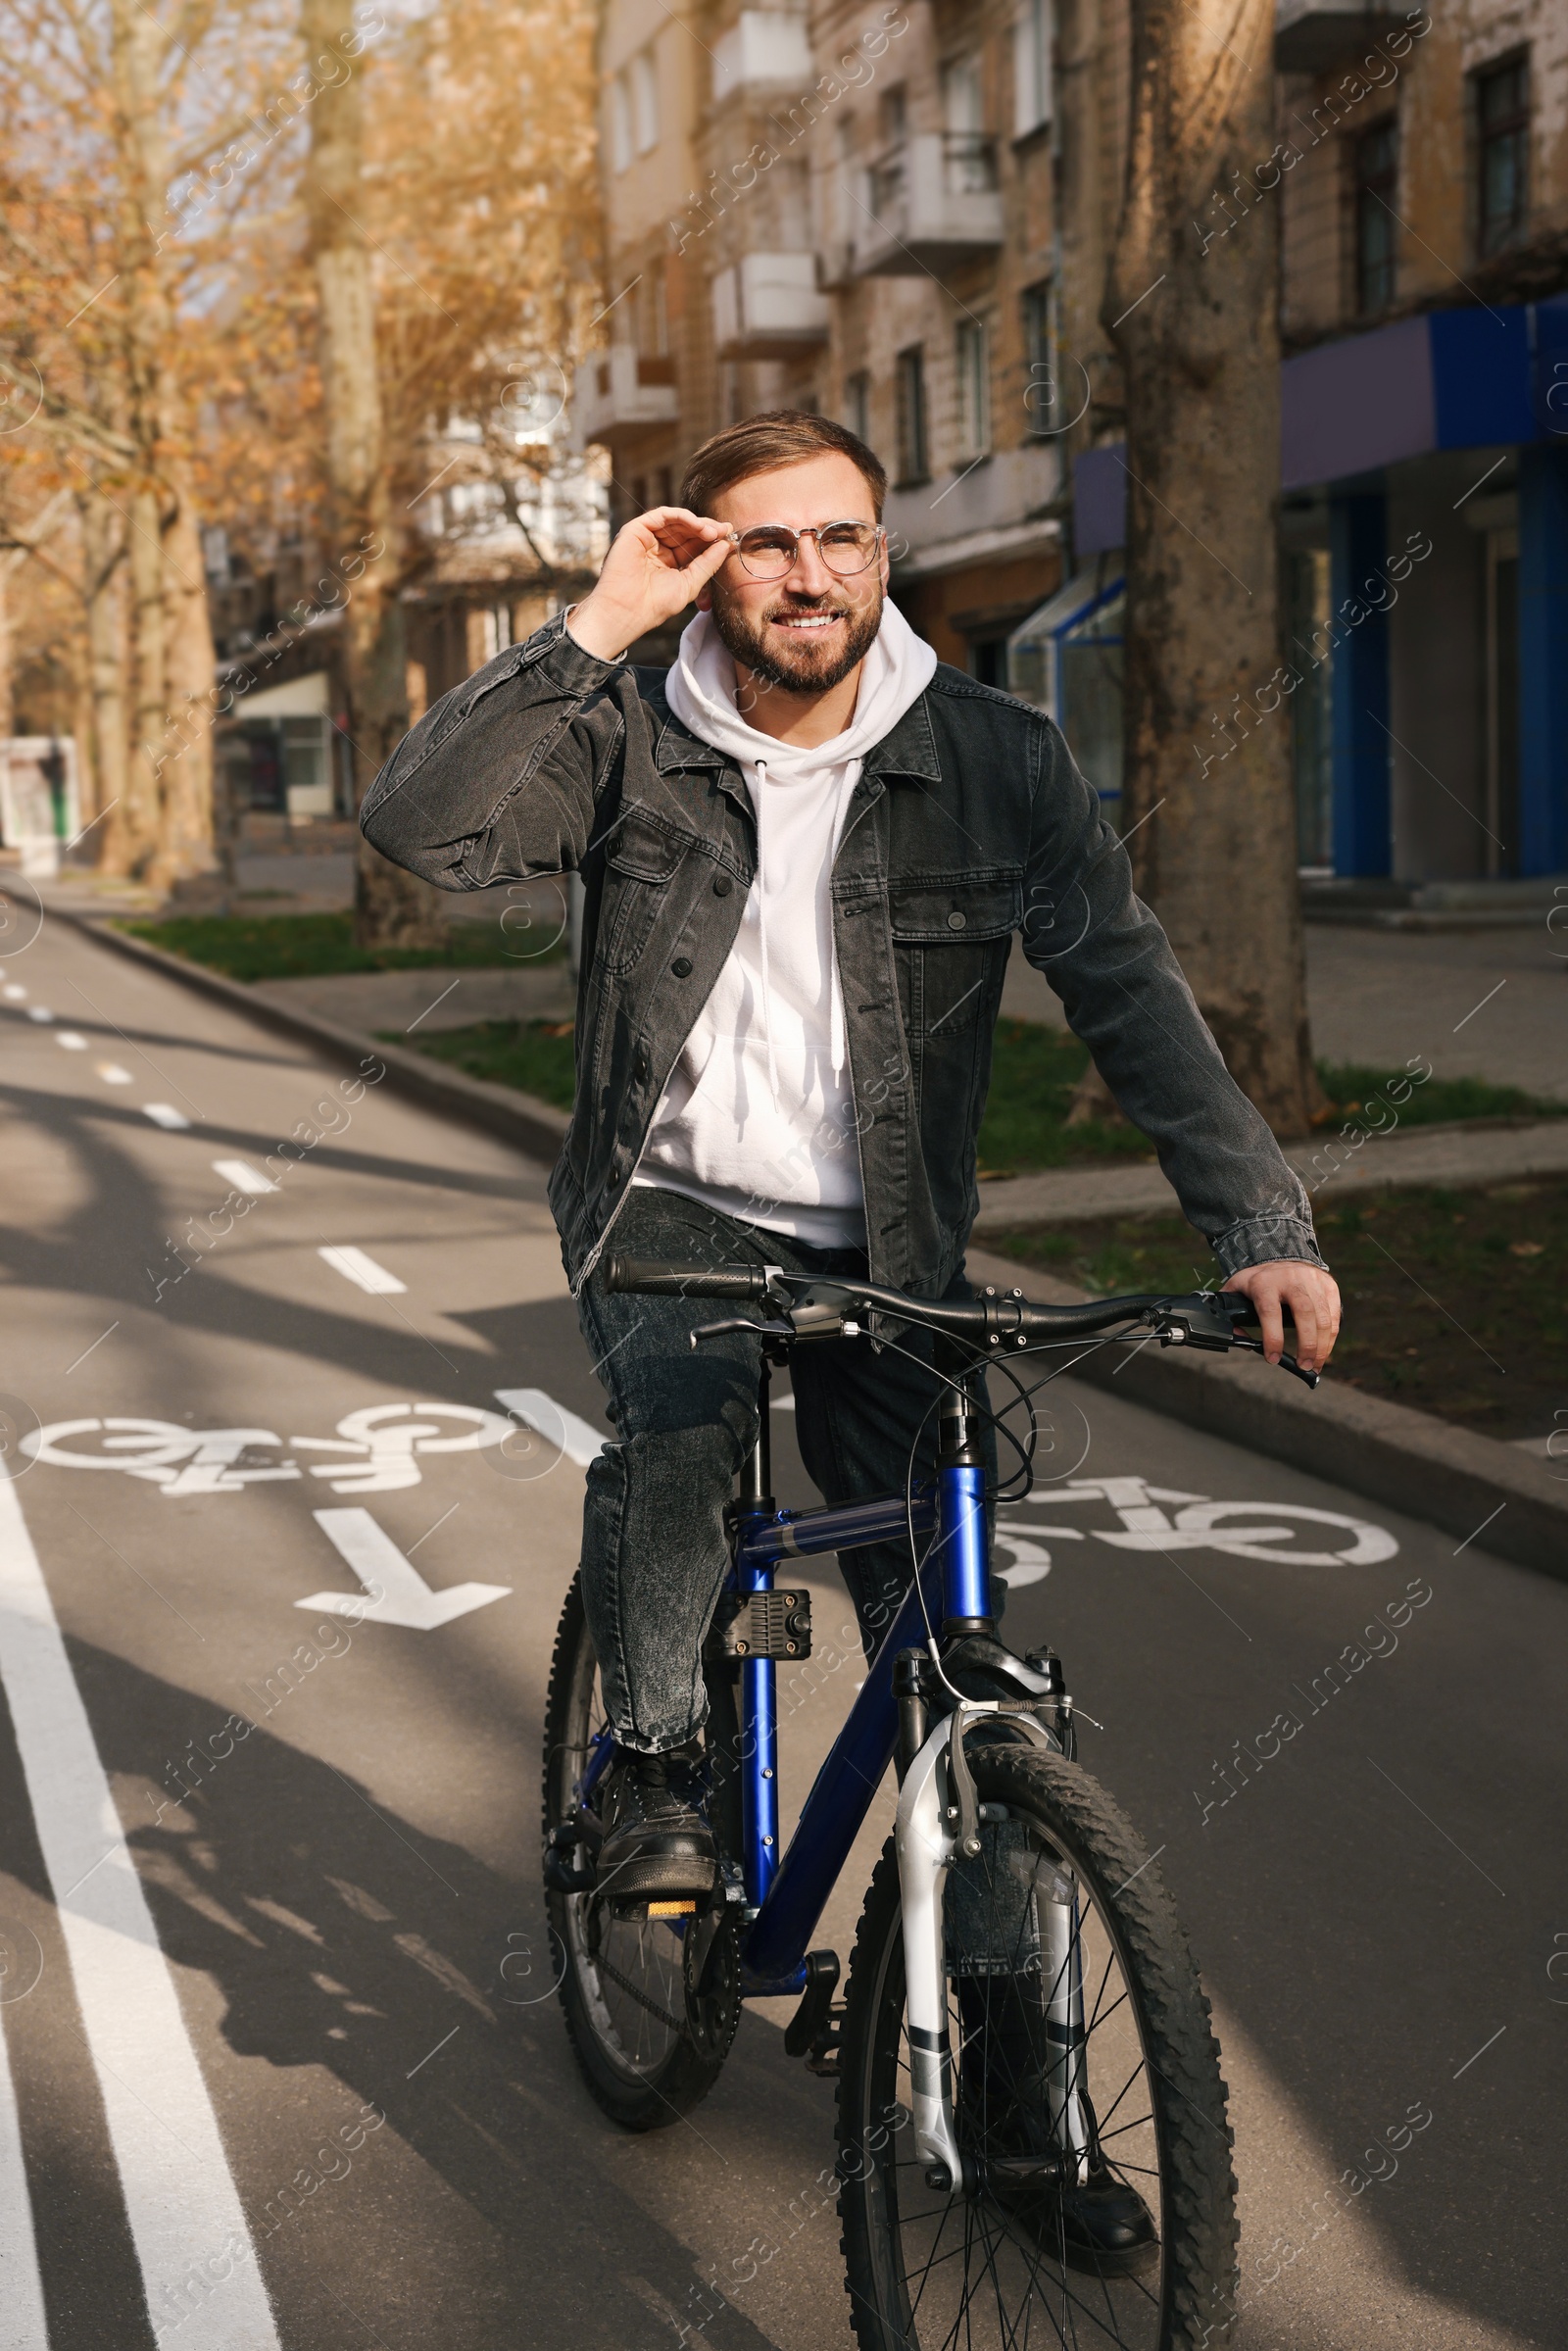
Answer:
[{"left": 362, "top": 410, "right": 1340, "bottom": 1900}]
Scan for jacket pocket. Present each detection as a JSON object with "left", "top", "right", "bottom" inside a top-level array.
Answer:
[
  {"left": 599, "top": 813, "right": 689, "bottom": 974},
  {"left": 888, "top": 870, "right": 1022, "bottom": 943}
]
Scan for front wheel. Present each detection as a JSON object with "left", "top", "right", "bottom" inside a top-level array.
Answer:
[{"left": 836, "top": 1740, "right": 1238, "bottom": 2349}]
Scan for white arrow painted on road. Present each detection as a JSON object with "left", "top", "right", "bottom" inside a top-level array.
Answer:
[{"left": 302, "top": 1507, "right": 512, "bottom": 1630}]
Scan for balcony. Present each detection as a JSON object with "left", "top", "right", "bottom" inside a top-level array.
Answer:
[
  {"left": 571, "top": 345, "right": 679, "bottom": 450},
  {"left": 710, "top": 253, "right": 830, "bottom": 360},
  {"left": 1274, "top": 0, "right": 1407, "bottom": 75},
  {"left": 853, "top": 133, "right": 1004, "bottom": 277},
  {"left": 711, "top": 9, "right": 812, "bottom": 101}
]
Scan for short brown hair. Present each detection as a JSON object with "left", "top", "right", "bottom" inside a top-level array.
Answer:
[{"left": 680, "top": 410, "right": 887, "bottom": 521}]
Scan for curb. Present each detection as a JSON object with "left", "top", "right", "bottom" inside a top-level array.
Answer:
[
  {"left": 967, "top": 1245, "right": 1568, "bottom": 1585},
  {"left": 61, "top": 914, "right": 572, "bottom": 1168},
  {"left": 63, "top": 914, "right": 1566, "bottom": 1583}
]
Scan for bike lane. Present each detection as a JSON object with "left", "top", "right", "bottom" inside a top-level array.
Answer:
[{"left": 0, "top": 910, "right": 1557, "bottom": 2349}]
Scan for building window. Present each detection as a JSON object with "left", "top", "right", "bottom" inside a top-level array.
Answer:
[
  {"left": 896, "top": 345, "right": 928, "bottom": 485},
  {"left": 1013, "top": 0, "right": 1052, "bottom": 138},
  {"left": 1475, "top": 55, "right": 1528, "bottom": 256},
  {"left": 942, "top": 53, "right": 995, "bottom": 193},
  {"left": 879, "top": 83, "right": 906, "bottom": 147},
  {"left": 846, "top": 369, "right": 871, "bottom": 443},
  {"left": 609, "top": 74, "right": 632, "bottom": 173},
  {"left": 657, "top": 465, "right": 674, "bottom": 507},
  {"left": 643, "top": 262, "right": 668, "bottom": 357},
  {"left": 956, "top": 318, "right": 991, "bottom": 462},
  {"left": 631, "top": 48, "right": 659, "bottom": 154},
  {"left": 1020, "top": 277, "right": 1057, "bottom": 437},
  {"left": 1354, "top": 121, "right": 1397, "bottom": 315}
]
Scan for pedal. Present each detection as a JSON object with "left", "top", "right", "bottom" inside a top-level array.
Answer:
[
  {"left": 712, "top": 1588, "right": 813, "bottom": 1662},
  {"left": 784, "top": 1948, "right": 843, "bottom": 2074},
  {"left": 648, "top": 1899, "right": 698, "bottom": 1918}
]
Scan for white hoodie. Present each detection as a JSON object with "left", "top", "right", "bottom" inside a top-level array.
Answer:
[{"left": 632, "top": 600, "right": 937, "bottom": 1247}]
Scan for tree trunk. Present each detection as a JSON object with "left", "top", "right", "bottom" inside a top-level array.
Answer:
[
  {"left": 82, "top": 494, "right": 130, "bottom": 870},
  {"left": 303, "top": 0, "right": 446, "bottom": 952},
  {"left": 109, "top": 0, "right": 217, "bottom": 892},
  {"left": 1104, "top": 0, "right": 1319, "bottom": 1135}
]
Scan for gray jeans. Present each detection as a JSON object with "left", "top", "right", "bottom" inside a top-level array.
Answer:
[{"left": 575, "top": 1185, "right": 993, "bottom": 1753}]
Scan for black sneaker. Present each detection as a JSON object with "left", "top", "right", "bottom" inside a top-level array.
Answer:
[{"left": 595, "top": 1743, "right": 718, "bottom": 1902}]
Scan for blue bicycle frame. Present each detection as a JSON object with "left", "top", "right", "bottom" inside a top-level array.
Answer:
[{"left": 727, "top": 1354, "right": 992, "bottom": 1995}]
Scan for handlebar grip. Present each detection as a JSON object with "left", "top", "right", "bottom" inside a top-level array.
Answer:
[{"left": 605, "top": 1256, "right": 770, "bottom": 1299}]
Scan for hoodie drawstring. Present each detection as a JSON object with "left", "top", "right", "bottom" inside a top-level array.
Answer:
[{"left": 753, "top": 759, "right": 781, "bottom": 1102}]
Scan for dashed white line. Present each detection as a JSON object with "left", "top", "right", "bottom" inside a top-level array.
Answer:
[
  {"left": 25, "top": 1006, "right": 53, "bottom": 1024},
  {"left": 318, "top": 1245, "right": 407, "bottom": 1296},
  {"left": 493, "top": 1388, "right": 608, "bottom": 1467},
  {"left": 0, "top": 1472, "right": 283, "bottom": 2348},
  {"left": 142, "top": 1103, "right": 191, "bottom": 1131},
  {"left": 96, "top": 1062, "right": 133, "bottom": 1085},
  {"left": 57, "top": 1030, "right": 88, "bottom": 1050},
  {"left": 2, "top": 984, "right": 25, "bottom": 1002},
  {"left": 212, "top": 1157, "right": 277, "bottom": 1196}
]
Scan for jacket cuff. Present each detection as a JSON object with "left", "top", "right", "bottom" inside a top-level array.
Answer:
[
  {"left": 1210, "top": 1213, "right": 1328, "bottom": 1278},
  {"left": 529, "top": 609, "right": 626, "bottom": 696}
]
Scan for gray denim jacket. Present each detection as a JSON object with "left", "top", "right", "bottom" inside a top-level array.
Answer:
[{"left": 361, "top": 612, "right": 1323, "bottom": 1296}]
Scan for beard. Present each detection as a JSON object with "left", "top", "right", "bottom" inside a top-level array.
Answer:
[{"left": 709, "top": 580, "right": 884, "bottom": 697}]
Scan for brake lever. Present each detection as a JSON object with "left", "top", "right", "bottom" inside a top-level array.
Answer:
[
  {"left": 690, "top": 1317, "right": 795, "bottom": 1349},
  {"left": 1226, "top": 1331, "right": 1320, "bottom": 1389}
]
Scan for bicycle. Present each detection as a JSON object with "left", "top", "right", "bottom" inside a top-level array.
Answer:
[{"left": 543, "top": 1259, "right": 1320, "bottom": 2347}]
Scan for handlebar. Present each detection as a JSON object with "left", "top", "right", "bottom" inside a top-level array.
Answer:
[{"left": 606, "top": 1257, "right": 1318, "bottom": 1386}]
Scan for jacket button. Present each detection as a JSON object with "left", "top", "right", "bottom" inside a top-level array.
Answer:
[
  {"left": 671, "top": 955, "right": 693, "bottom": 976},
  {"left": 947, "top": 910, "right": 967, "bottom": 930},
  {"left": 712, "top": 874, "right": 732, "bottom": 897},
  {"left": 634, "top": 1051, "right": 650, "bottom": 1081}
]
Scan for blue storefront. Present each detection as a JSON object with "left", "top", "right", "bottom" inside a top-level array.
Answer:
[{"left": 1052, "top": 293, "right": 1568, "bottom": 883}]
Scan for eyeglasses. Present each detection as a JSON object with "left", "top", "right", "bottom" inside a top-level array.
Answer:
[{"left": 726, "top": 519, "right": 886, "bottom": 581}]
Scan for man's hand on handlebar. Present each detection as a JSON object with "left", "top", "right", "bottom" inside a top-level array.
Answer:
[{"left": 1222, "top": 1259, "right": 1341, "bottom": 1375}]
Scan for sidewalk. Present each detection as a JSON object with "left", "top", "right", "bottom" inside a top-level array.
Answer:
[
  {"left": 969, "top": 1114, "right": 1568, "bottom": 1235},
  {"left": 1001, "top": 916, "right": 1566, "bottom": 1101}
]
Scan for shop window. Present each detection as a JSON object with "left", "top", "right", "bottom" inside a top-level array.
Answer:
[
  {"left": 955, "top": 318, "right": 992, "bottom": 463},
  {"left": 1354, "top": 121, "right": 1397, "bottom": 316},
  {"left": 1485, "top": 526, "right": 1519, "bottom": 875},
  {"left": 896, "top": 345, "right": 928, "bottom": 486},
  {"left": 1475, "top": 55, "right": 1528, "bottom": 257},
  {"left": 1007, "top": 569, "right": 1124, "bottom": 815}
]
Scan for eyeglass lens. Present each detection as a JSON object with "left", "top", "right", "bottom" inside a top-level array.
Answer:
[{"left": 734, "top": 522, "right": 881, "bottom": 578}]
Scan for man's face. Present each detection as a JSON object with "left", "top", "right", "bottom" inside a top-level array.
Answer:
[{"left": 699, "top": 451, "right": 889, "bottom": 697}]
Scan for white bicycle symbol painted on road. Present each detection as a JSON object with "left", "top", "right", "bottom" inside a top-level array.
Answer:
[
  {"left": 22, "top": 1403, "right": 517, "bottom": 1496},
  {"left": 994, "top": 1476, "right": 1397, "bottom": 1586}
]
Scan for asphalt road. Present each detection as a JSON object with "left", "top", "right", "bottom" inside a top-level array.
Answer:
[{"left": 0, "top": 910, "right": 1561, "bottom": 2351}]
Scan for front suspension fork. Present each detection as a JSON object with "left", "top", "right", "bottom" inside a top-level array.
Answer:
[{"left": 894, "top": 1706, "right": 1086, "bottom": 2193}]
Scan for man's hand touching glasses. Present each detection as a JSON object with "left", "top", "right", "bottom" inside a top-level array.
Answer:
[{"left": 568, "top": 508, "right": 733, "bottom": 662}]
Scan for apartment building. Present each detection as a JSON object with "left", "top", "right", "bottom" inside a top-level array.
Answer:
[
  {"left": 577, "top": 0, "right": 1568, "bottom": 882},
  {"left": 1064, "top": 0, "right": 1568, "bottom": 885}
]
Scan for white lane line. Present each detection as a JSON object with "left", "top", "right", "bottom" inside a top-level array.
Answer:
[
  {"left": 0, "top": 1473, "right": 282, "bottom": 2348},
  {"left": 318, "top": 1246, "right": 406, "bottom": 1296},
  {"left": 212, "top": 1158, "right": 277, "bottom": 1196},
  {"left": 57, "top": 1030, "right": 89, "bottom": 1051},
  {"left": 2, "top": 985, "right": 26, "bottom": 1002},
  {"left": 97, "top": 1063, "right": 133, "bottom": 1085},
  {"left": 142, "top": 1104, "right": 191, "bottom": 1131},
  {"left": 492, "top": 1388, "right": 608, "bottom": 1468},
  {"left": 0, "top": 1988, "right": 49, "bottom": 2347},
  {"left": 25, "top": 1007, "right": 53, "bottom": 1025},
  {"left": 305, "top": 1507, "right": 510, "bottom": 1630}
]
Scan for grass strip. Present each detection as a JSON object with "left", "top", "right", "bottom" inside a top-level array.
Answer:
[
  {"left": 987, "top": 1179, "right": 1567, "bottom": 1443},
  {"left": 122, "top": 910, "right": 564, "bottom": 981}
]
